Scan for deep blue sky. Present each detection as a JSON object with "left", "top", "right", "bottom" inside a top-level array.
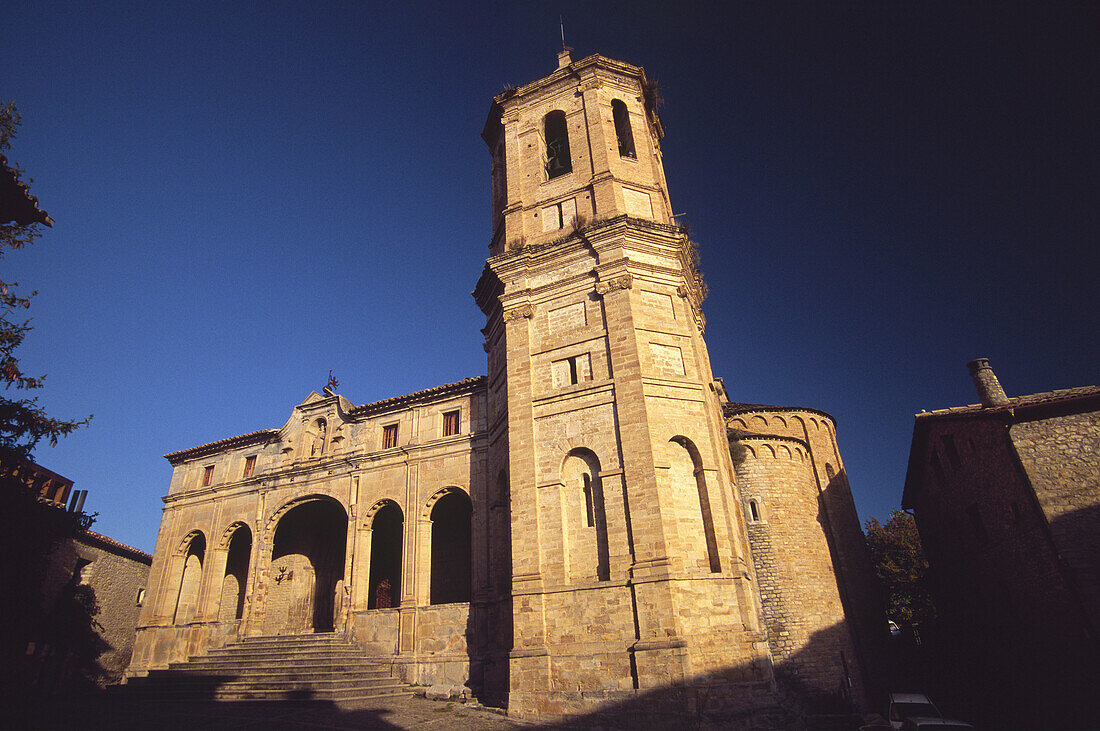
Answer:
[{"left": 6, "top": 2, "right": 1098, "bottom": 553}]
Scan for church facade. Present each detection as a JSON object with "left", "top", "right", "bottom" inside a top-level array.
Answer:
[{"left": 127, "top": 51, "right": 878, "bottom": 722}]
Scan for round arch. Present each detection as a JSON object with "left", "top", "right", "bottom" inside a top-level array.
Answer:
[
  {"left": 219, "top": 521, "right": 252, "bottom": 549},
  {"left": 422, "top": 485, "right": 470, "bottom": 521},
  {"left": 174, "top": 529, "right": 207, "bottom": 557},
  {"left": 264, "top": 492, "right": 348, "bottom": 541},
  {"left": 262, "top": 494, "right": 349, "bottom": 634}
]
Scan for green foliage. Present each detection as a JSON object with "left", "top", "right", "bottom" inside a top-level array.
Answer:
[
  {"left": 865, "top": 510, "right": 936, "bottom": 628},
  {"left": 727, "top": 428, "right": 749, "bottom": 466},
  {"left": 0, "top": 102, "right": 90, "bottom": 463}
]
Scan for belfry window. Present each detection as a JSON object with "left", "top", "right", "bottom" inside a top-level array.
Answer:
[
  {"left": 612, "top": 100, "right": 636, "bottom": 158},
  {"left": 544, "top": 110, "right": 572, "bottom": 179}
]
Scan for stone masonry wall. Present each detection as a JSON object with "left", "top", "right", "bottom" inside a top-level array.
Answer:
[
  {"left": 909, "top": 412, "right": 1098, "bottom": 727},
  {"left": 1010, "top": 410, "right": 1100, "bottom": 634},
  {"left": 735, "top": 436, "right": 861, "bottom": 705}
]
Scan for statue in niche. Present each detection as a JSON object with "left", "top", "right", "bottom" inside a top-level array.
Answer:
[{"left": 311, "top": 419, "right": 327, "bottom": 457}]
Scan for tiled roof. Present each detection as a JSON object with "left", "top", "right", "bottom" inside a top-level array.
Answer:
[
  {"left": 164, "top": 429, "right": 281, "bottom": 464},
  {"left": 347, "top": 376, "right": 486, "bottom": 417},
  {"left": 164, "top": 376, "right": 487, "bottom": 463},
  {"left": 723, "top": 401, "right": 836, "bottom": 422},
  {"left": 915, "top": 385, "right": 1100, "bottom": 421},
  {"left": 78, "top": 529, "right": 152, "bottom": 564}
]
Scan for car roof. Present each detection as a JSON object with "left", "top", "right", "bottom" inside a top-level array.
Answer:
[{"left": 890, "top": 692, "right": 934, "bottom": 703}]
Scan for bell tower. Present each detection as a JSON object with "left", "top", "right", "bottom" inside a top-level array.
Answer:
[{"left": 475, "top": 52, "right": 773, "bottom": 720}]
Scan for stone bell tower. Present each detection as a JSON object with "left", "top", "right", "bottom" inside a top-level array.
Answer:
[{"left": 474, "top": 52, "right": 773, "bottom": 720}]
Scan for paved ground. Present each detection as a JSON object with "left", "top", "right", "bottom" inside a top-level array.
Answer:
[{"left": 6, "top": 694, "right": 532, "bottom": 730}]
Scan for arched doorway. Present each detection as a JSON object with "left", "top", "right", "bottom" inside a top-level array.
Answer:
[
  {"left": 429, "top": 490, "right": 472, "bottom": 605},
  {"left": 368, "top": 502, "right": 403, "bottom": 609},
  {"left": 263, "top": 497, "right": 347, "bottom": 634}
]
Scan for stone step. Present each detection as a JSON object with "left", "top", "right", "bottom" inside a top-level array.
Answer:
[
  {"left": 185, "top": 650, "right": 382, "bottom": 663},
  {"left": 122, "top": 686, "right": 413, "bottom": 703},
  {"left": 124, "top": 633, "right": 410, "bottom": 704},
  {"left": 139, "top": 675, "right": 405, "bottom": 692},
  {"left": 154, "top": 663, "right": 396, "bottom": 681},
  {"left": 186, "top": 649, "right": 384, "bottom": 664}
]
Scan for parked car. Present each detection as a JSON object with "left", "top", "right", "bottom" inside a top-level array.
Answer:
[
  {"left": 900, "top": 718, "right": 973, "bottom": 730},
  {"left": 888, "top": 693, "right": 942, "bottom": 730}
]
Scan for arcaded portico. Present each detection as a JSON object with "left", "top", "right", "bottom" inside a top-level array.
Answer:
[{"left": 129, "top": 380, "right": 490, "bottom": 687}]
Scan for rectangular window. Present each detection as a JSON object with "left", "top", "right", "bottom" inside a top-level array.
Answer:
[
  {"left": 552, "top": 353, "right": 592, "bottom": 387},
  {"left": 202, "top": 465, "right": 214, "bottom": 487},
  {"left": 242, "top": 455, "right": 256, "bottom": 478},
  {"left": 382, "top": 423, "right": 399, "bottom": 449},
  {"left": 136, "top": 588, "right": 145, "bottom": 607},
  {"left": 443, "top": 410, "right": 460, "bottom": 437}
]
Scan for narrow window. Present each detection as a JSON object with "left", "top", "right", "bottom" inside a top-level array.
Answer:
[
  {"left": 136, "top": 588, "right": 145, "bottom": 606},
  {"left": 202, "top": 465, "right": 214, "bottom": 487},
  {"left": 749, "top": 499, "right": 761, "bottom": 522},
  {"left": 544, "top": 110, "right": 572, "bottom": 179},
  {"left": 941, "top": 434, "right": 961, "bottom": 470},
  {"left": 443, "top": 410, "right": 460, "bottom": 437},
  {"left": 568, "top": 356, "right": 579, "bottom": 385},
  {"left": 582, "top": 474, "right": 594, "bottom": 527},
  {"left": 382, "top": 424, "right": 399, "bottom": 449},
  {"left": 930, "top": 451, "right": 946, "bottom": 487},
  {"left": 612, "top": 100, "right": 636, "bottom": 158},
  {"left": 242, "top": 455, "right": 256, "bottom": 478},
  {"left": 966, "top": 503, "right": 987, "bottom": 542}
]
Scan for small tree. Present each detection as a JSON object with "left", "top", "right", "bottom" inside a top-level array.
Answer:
[
  {"left": 865, "top": 510, "right": 936, "bottom": 631},
  {"left": 0, "top": 102, "right": 90, "bottom": 464}
]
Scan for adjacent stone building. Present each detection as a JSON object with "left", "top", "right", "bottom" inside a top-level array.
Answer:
[
  {"left": 2, "top": 460, "right": 151, "bottom": 694},
  {"left": 902, "top": 359, "right": 1100, "bottom": 729},
  {"left": 128, "top": 51, "right": 879, "bottom": 723}
]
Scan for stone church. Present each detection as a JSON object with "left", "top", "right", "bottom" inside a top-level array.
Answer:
[{"left": 127, "top": 51, "right": 880, "bottom": 722}]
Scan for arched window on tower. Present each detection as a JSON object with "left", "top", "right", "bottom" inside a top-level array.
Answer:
[
  {"left": 544, "top": 110, "right": 572, "bottom": 179},
  {"left": 612, "top": 100, "right": 636, "bottom": 158}
]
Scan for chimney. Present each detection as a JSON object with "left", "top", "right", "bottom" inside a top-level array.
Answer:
[
  {"left": 967, "top": 358, "right": 1009, "bottom": 407},
  {"left": 557, "top": 48, "right": 572, "bottom": 69}
]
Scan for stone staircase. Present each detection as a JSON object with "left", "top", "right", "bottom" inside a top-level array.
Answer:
[{"left": 125, "top": 633, "right": 411, "bottom": 703}]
